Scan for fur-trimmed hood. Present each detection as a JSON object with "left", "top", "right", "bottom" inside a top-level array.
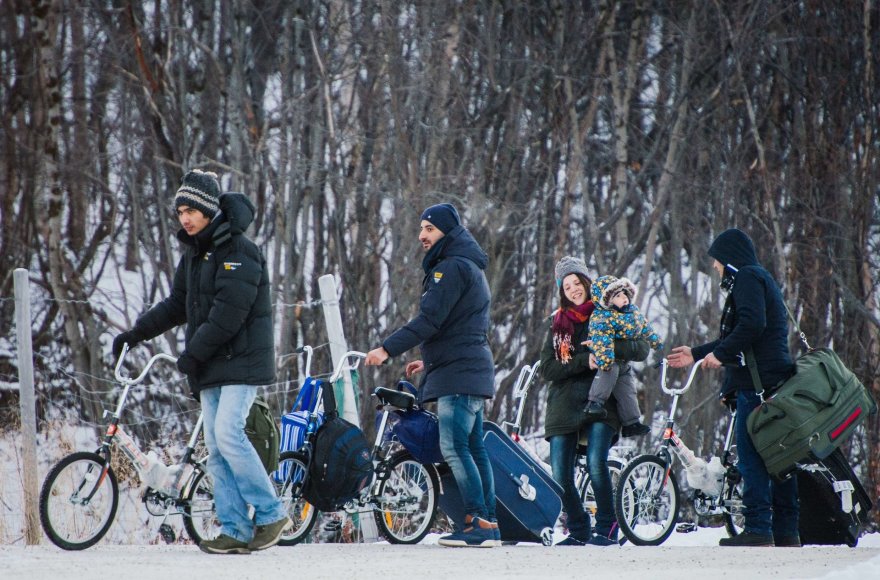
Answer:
[{"left": 592, "top": 275, "right": 637, "bottom": 309}]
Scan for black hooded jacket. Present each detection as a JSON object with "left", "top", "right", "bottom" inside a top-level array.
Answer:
[
  {"left": 382, "top": 225, "right": 495, "bottom": 403},
  {"left": 131, "top": 192, "right": 275, "bottom": 399},
  {"left": 691, "top": 229, "right": 795, "bottom": 396}
]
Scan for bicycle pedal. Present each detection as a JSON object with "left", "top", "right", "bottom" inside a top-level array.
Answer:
[
  {"left": 675, "top": 522, "right": 698, "bottom": 534},
  {"left": 158, "top": 523, "right": 176, "bottom": 544}
]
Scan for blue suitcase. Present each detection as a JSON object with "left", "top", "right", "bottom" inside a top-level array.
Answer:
[{"left": 438, "top": 421, "right": 563, "bottom": 545}]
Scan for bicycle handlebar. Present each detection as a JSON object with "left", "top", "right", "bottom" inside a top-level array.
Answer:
[
  {"left": 113, "top": 344, "right": 178, "bottom": 385},
  {"left": 512, "top": 360, "right": 541, "bottom": 400},
  {"left": 660, "top": 358, "right": 704, "bottom": 396},
  {"left": 328, "top": 351, "right": 367, "bottom": 383}
]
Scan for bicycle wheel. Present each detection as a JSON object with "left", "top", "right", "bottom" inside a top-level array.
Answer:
[
  {"left": 40, "top": 451, "right": 119, "bottom": 550},
  {"left": 576, "top": 458, "right": 624, "bottom": 526},
  {"left": 276, "top": 451, "right": 318, "bottom": 545},
  {"left": 374, "top": 450, "right": 439, "bottom": 544},
  {"left": 182, "top": 466, "right": 221, "bottom": 544},
  {"left": 614, "top": 454, "right": 680, "bottom": 546},
  {"left": 721, "top": 472, "right": 745, "bottom": 537}
]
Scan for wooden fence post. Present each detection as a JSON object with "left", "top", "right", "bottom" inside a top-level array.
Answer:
[{"left": 14, "top": 268, "right": 40, "bottom": 545}]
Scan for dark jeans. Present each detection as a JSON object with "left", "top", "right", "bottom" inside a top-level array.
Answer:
[
  {"left": 549, "top": 433, "right": 591, "bottom": 540},
  {"left": 582, "top": 421, "right": 617, "bottom": 536},
  {"left": 549, "top": 421, "right": 617, "bottom": 539},
  {"left": 437, "top": 394, "right": 496, "bottom": 521},
  {"left": 736, "top": 389, "right": 799, "bottom": 537}
]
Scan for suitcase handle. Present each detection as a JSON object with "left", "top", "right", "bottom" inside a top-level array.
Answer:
[{"left": 509, "top": 473, "right": 537, "bottom": 501}]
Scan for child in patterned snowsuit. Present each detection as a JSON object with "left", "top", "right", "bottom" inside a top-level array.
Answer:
[{"left": 584, "top": 276, "right": 663, "bottom": 437}]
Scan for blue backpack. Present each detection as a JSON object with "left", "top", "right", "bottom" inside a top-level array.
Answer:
[{"left": 275, "top": 378, "right": 325, "bottom": 482}]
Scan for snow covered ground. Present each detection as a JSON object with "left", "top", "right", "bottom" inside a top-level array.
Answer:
[
  {"left": 3, "top": 422, "right": 879, "bottom": 580},
  {"left": 1, "top": 530, "right": 879, "bottom": 580}
]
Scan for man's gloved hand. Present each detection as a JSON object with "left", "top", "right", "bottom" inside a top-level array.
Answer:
[
  {"left": 720, "top": 391, "right": 737, "bottom": 412},
  {"left": 176, "top": 352, "right": 200, "bottom": 377},
  {"left": 112, "top": 331, "right": 140, "bottom": 362}
]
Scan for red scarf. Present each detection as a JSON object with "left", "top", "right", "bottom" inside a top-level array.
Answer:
[{"left": 552, "top": 301, "right": 594, "bottom": 363}]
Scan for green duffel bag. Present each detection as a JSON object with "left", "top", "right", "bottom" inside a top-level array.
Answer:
[
  {"left": 747, "top": 347, "right": 877, "bottom": 480},
  {"left": 245, "top": 395, "right": 280, "bottom": 474}
]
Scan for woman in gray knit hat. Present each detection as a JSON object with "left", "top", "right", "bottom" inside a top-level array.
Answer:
[{"left": 539, "top": 256, "right": 649, "bottom": 546}]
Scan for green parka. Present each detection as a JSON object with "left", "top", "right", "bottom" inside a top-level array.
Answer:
[{"left": 539, "top": 314, "right": 649, "bottom": 439}]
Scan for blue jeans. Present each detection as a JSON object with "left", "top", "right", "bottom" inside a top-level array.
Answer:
[
  {"left": 736, "top": 389, "right": 799, "bottom": 537},
  {"left": 549, "top": 433, "right": 591, "bottom": 540},
  {"left": 582, "top": 421, "right": 617, "bottom": 537},
  {"left": 437, "top": 394, "right": 496, "bottom": 521},
  {"left": 200, "top": 385, "right": 286, "bottom": 542}
]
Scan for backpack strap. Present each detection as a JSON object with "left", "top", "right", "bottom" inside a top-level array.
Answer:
[{"left": 321, "top": 379, "right": 340, "bottom": 420}]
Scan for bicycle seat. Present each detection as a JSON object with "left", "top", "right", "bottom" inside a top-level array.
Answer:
[{"left": 373, "top": 387, "right": 415, "bottom": 410}]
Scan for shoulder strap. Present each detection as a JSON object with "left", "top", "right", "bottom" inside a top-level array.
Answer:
[
  {"left": 745, "top": 298, "right": 808, "bottom": 401},
  {"left": 321, "top": 379, "right": 340, "bottom": 420},
  {"left": 745, "top": 347, "right": 765, "bottom": 397},
  {"left": 780, "top": 300, "right": 812, "bottom": 350}
]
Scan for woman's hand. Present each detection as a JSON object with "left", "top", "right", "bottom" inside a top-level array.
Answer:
[{"left": 589, "top": 353, "right": 598, "bottom": 370}]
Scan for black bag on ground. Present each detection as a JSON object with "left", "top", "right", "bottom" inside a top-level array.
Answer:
[
  {"left": 245, "top": 395, "right": 280, "bottom": 474},
  {"left": 796, "top": 448, "right": 873, "bottom": 547},
  {"left": 302, "top": 381, "right": 372, "bottom": 511}
]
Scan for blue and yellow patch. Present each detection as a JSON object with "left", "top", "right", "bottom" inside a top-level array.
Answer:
[
  {"left": 433, "top": 272, "right": 443, "bottom": 284},
  {"left": 223, "top": 261, "right": 242, "bottom": 271}
]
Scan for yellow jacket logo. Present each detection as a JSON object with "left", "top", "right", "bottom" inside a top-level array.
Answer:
[
  {"left": 433, "top": 272, "right": 443, "bottom": 284},
  {"left": 224, "top": 262, "right": 242, "bottom": 271}
]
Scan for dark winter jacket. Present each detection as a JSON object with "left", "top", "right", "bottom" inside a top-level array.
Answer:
[
  {"left": 539, "top": 310, "right": 650, "bottom": 439},
  {"left": 382, "top": 225, "right": 494, "bottom": 403},
  {"left": 690, "top": 228, "right": 795, "bottom": 397},
  {"left": 130, "top": 192, "right": 275, "bottom": 399}
]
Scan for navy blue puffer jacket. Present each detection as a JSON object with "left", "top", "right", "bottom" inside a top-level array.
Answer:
[{"left": 382, "top": 225, "right": 495, "bottom": 403}]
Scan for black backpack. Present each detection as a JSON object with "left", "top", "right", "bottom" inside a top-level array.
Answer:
[
  {"left": 245, "top": 395, "right": 280, "bottom": 474},
  {"left": 302, "top": 382, "right": 372, "bottom": 511}
]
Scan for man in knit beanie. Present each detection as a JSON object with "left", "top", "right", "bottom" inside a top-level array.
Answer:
[
  {"left": 365, "top": 202, "right": 499, "bottom": 547},
  {"left": 420, "top": 203, "right": 461, "bottom": 234},
  {"left": 111, "top": 169, "right": 290, "bottom": 554},
  {"left": 174, "top": 169, "right": 221, "bottom": 220}
]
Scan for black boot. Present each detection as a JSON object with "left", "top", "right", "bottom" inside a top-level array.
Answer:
[
  {"left": 621, "top": 422, "right": 651, "bottom": 438},
  {"left": 719, "top": 531, "right": 774, "bottom": 547},
  {"left": 584, "top": 401, "right": 607, "bottom": 420}
]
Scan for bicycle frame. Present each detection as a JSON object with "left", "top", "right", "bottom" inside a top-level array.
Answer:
[
  {"left": 652, "top": 359, "right": 740, "bottom": 514},
  {"left": 40, "top": 344, "right": 216, "bottom": 548},
  {"left": 106, "top": 347, "right": 203, "bottom": 488}
]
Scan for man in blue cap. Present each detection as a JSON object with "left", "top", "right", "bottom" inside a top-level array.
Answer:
[{"left": 366, "top": 203, "right": 498, "bottom": 547}]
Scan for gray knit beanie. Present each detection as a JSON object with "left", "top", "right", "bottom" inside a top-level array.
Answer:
[
  {"left": 554, "top": 256, "right": 590, "bottom": 287},
  {"left": 174, "top": 169, "right": 221, "bottom": 219}
]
